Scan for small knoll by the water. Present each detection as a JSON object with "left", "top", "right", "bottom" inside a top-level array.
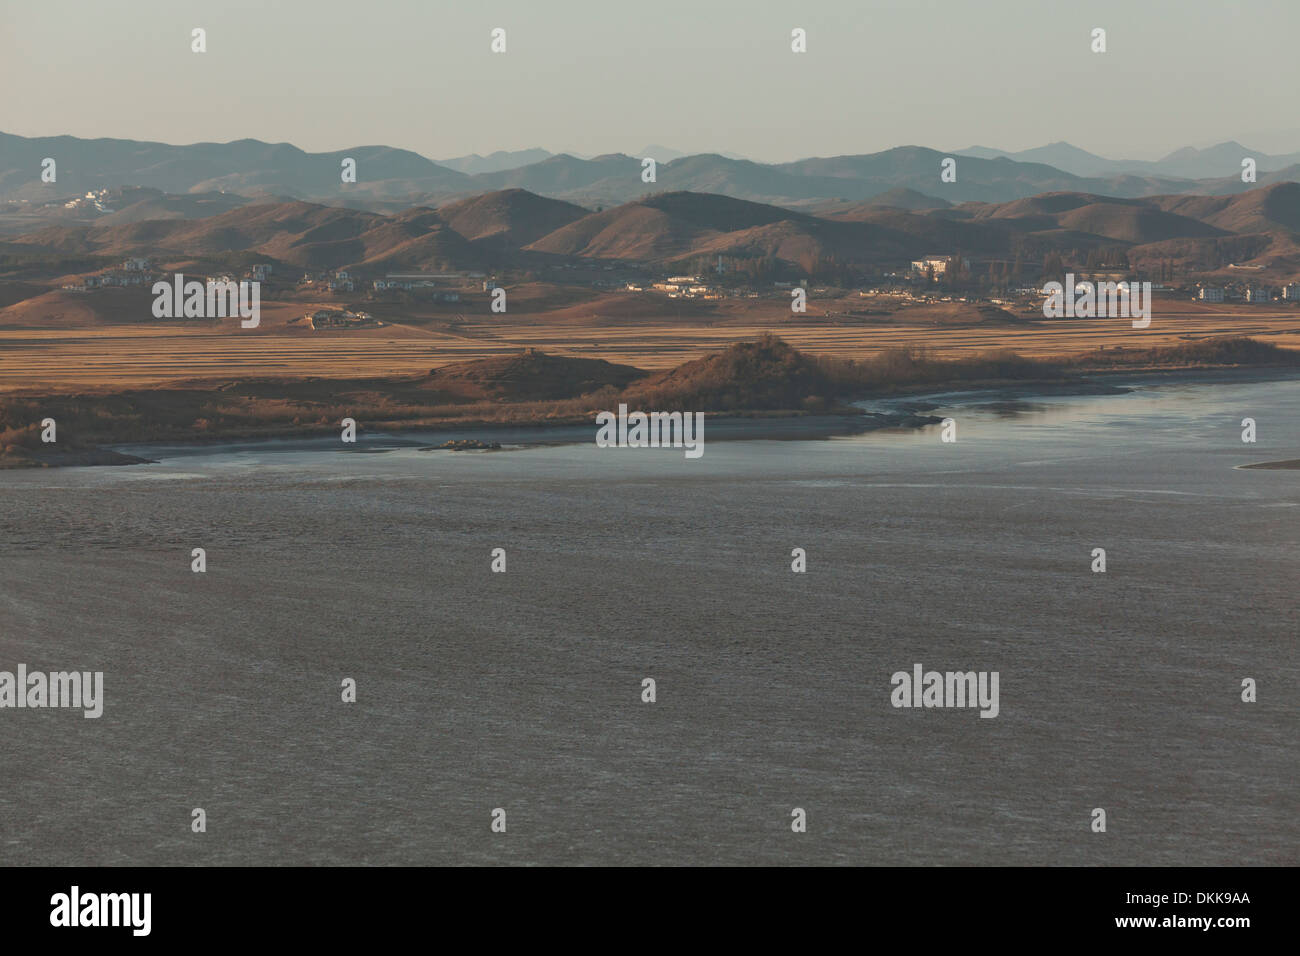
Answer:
[
  {"left": 627, "top": 334, "right": 837, "bottom": 412},
  {"left": 420, "top": 348, "right": 646, "bottom": 402},
  {"left": 1064, "top": 336, "right": 1300, "bottom": 371},
  {"left": 0, "top": 445, "right": 154, "bottom": 469}
]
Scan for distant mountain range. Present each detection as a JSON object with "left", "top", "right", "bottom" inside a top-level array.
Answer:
[
  {"left": 434, "top": 149, "right": 555, "bottom": 176},
  {"left": 5, "top": 132, "right": 1300, "bottom": 214},
  {"left": 957, "top": 141, "right": 1300, "bottom": 181},
  {"left": 14, "top": 181, "right": 1300, "bottom": 281},
  {"left": 434, "top": 145, "right": 746, "bottom": 173}
]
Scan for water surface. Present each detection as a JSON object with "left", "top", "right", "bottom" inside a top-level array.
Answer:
[{"left": 1, "top": 372, "right": 1296, "bottom": 865}]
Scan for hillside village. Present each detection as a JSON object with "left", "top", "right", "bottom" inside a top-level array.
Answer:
[
  {"left": 43, "top": 231, "right": 1300, "bottom": 333},
  {"left": 2, "top": 174, "right": 1298, "bottom": 349}
]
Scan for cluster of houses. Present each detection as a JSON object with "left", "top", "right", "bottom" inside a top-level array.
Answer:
[
  {"left": 1197, "top": 282, "right": 1300, "bottom": 303},
  {"left": 371, "top": 274, "right": 463, "bottom": 301},
  {"left": 205, "top": 263, "right": 272, "bottom": 290},
  {"left": 61, "top": 257, "right": 153, "bottom": 291},
  {"left": 299, "top": 270, "right": 484, "bottom": 297},
  {"left": 62, "top": 189, "right": 113, "bottom": 213},
  {"left": 62, "top": 259, "right": 279, "bottom": 294},
  {"left": 306, "top": 309, "right": 381, "bottom": 330},
  {"left": 642, "top": 275, "right": 723, "bottom": 299},
  {"left": 299, "top": 270, "right": 355, "bottom": 292}
]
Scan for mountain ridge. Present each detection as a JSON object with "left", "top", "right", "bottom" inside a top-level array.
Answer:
[
  {"left": 7, "top": 131, "right": 1300, "bottom": 213},
  {"left": 11, "top": 181, "right": 1299, "bottom": 280}
]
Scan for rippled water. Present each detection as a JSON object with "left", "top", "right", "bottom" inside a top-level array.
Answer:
[{"left": 1, "top": 371, "right": 1296, "bottom": 865}]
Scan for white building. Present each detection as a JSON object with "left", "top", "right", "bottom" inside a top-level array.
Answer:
[
  {"left": 1245, "top": 286, "right": 1270, "bottom": 303},
  {"left": 1281, "top": 283, "right": 1300, "bottom": 301},
  {"left": 1198, "top": 286, "right": 1225, "bottom": 303},
  {"left": 911, "top": 255, "right": 969, "bottom": 277},
  {"left": 252, "top": 264, "right": 272, "bottom": 280},
  {"left": 122, "top": 257, "right": 149, "bottom": 272}
]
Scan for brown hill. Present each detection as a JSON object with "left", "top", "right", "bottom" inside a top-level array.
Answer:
[
  {"left": 956, "top": 192, "right": 1224, "bottom": 243},
  {"left": 436, "top": 189, "right": 589, "bottom": 245},
  {"left": 817, "top": 189, "right": 953, "bottom": 215},
  {"left": 965, "top": 192, "right": 1106, "bottom": 219},
  {"left": 12, "top": 200, "right": 482, "bottom": 272},
  {"left": 526, "top": 191, "right": 807, "bottom": 259},
  {"left": 15, "top": 201, "right": 372, "bottom": 257},
  {"left": 1055, "top": 202, "right": 1225, "bottom": 243},
  {"left": 1148, "top": 182, "right": 1300, "bottom": 234},
  {"left": 823, "top": 207, "right": 1010, "bottom": 256},
  {"left": 0, "top": 280, "right": 48, "bottom": 310},
  {"left": 0, "top": 288, "right": 158, "bottom": 329},
  {"left": 626, "top": 334, "right": 834, "bottom": 411},
  {"left": 421, "top": 348, "right": 646, "bottom": 401},
  {"left": 98, "top": 189, "right": 251, "bottom": 224},
  {"left": 8, "top": 182, "right": 1300, "bottom": 279},
  {"left": 526, "top": 203, "right": 701, "bottom": 259},
  {"left": 688, "top": 220, "right": 833, "bottom": 265}
]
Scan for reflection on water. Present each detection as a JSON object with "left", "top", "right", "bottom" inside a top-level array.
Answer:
[{"left": 0, "top": 373, "right": 1296, "bottom": 865}]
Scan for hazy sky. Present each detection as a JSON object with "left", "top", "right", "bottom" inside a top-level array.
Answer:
[{"left": 3, "top": 0, "right": 1298, "bottom": 162}]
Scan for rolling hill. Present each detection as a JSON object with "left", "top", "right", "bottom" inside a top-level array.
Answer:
[
  {"left": 436, "top": 189, "right": 589, "bottom": 246},
  {"left": 7, "top": 181, "right": 1300, "bottom": 280}
]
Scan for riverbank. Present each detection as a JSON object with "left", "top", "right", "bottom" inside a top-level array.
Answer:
[
  {"left": 2, "top": 335, "right": 1296, "bottom": 468},
  {"left": 24, "top": 364, "right": 1288, "bottom": 469}
]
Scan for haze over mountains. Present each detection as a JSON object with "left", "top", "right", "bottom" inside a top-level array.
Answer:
[
  {"left": 5, "top": 132, "right": 1299, "bottom": 213},
  {"left": 14, "top": 180, "right": 1300, "bottom": 281},
  {"left": 434, "top": 149, "right": 555, "bottom": 176},
  {"left": 957, "top": 142, "right": 1300, "bottom": 180},
  {"left": 431, "top": 146, "right": 744, "bottom": 174}
]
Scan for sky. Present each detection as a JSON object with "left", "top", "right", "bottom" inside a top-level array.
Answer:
[{"left": 3, "top": 0, "right": 1298, "bottom": 163}]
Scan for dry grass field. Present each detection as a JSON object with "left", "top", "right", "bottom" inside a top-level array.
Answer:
[{"left": 2, "top": 288, "right": 1299, "bottom": 391}]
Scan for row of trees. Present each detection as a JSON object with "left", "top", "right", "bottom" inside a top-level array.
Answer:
[{"left": 667, "top": 244, "right": 1186, "bottom": 292}]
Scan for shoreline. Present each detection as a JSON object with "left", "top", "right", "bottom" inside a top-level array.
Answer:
[
  {"left": 6, "top": 363, "right": 1288, "bottom": 469},
  {"left": 1237, "top": 459, "right": 1300, "bottom": 470}
]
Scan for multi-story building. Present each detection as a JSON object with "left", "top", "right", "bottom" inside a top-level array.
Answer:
[{"left": 910, "top": 255, "right": 969, "bottom": 278}]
